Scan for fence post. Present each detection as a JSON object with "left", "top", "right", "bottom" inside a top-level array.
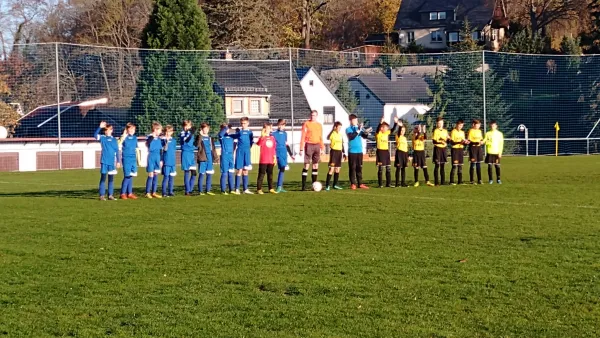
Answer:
[
  {"left": 55, "top": 43, "right": 62, "bottom": 170},
  {"left": 536, "top": 139, "right": 538, "bottom": 156},
  {"left": 482, "top": 50, "right": 487, "bottom": 134},
  {"left": 587, "top": 138, "right": 590, "bottom": 155},
  {"left": 288, "top": 47, "right": 295, "bottom": 154}
]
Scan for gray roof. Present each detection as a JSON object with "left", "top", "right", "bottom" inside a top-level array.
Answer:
[
  {"left": 349, "top": 73, "right": 429, "bottom": 104},
  {"left": 394, "top": 0, "right": 496, "bottom": 31},
  {"left": 210, "top": 61, "right": 311, "bottom": 121}
]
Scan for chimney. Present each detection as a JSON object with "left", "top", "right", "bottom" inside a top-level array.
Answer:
[
  {"left": 387, "top": 68, "right": 401, "bottom": 81},
  {"left": 225, "top": 49, "right": 232, "bottom": 61}
]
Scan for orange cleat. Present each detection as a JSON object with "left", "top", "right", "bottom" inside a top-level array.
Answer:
[
  {"left": 127, "top": 194, "right": 138, "bottom": 200},
  {"left": 359, "top": 184, "right": 370, "bottom": 190},
  {"left": 351, "top": 184, "right": 357, "bottom": 190},
  {"left": 120, "top": 194, "right": 128, "bottom": 200}
]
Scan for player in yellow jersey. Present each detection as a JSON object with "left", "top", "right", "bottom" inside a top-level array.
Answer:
[
  {"left": 391, "top": 117, "right": 409, "bottom": 187},
  {"left": 483, "top": 120, "right": 504, "bottom": 184},
  {"left": 412, "top": 124, "right": 433, "bottom": 187},
  {"left": 449, "top": 120, "right": 467, "bottom": 185},
  {"left": 325, "top": 122, "right": 346, "bottom": 191},
  {"left": 431, "top": 117, "right": 450, "bottom": 186},
  {"left": 467, "top": 119, "right": 484, "bottom": 184},
  {"left": 375, "top": 115, "right": 392, "bottom": 188}
]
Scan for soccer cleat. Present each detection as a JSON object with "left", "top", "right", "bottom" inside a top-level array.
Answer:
[
  {"left": 152, "top": 193, "right": 162, "bottom": 199},
  {"left": 333, "top": 185, "right": 343, "bottom": 190},
  {"left": 127, "top": 194, "right": 138, "bottom": 200},
  {"left": 426, "top": 181, "right": 435, "bottom": 187},
  {"left": 185, "top": 192, "right": 191, "bottom": 196},
  {"left": 325, "top": 186, "right": 331, "bottom": 191},
  {"left": 233, "top": 189, "right": 241, "bottom": 195},
  {"left": 351, "top": 184, "right": 357, "bottom": 190},
  {"left": 120, "top": 194, "right": 128, "bottom": 200},
  {"left": 221, "top": 191, "right": 229, "bottom": 195},
  {"left": 386, "top": 185, "right": 391, "bottom": 188},
  {"left": 269, "top": 189, "right": 278, "bottom": 194},
  {"left": 359, "top": 184, "right": 370, "bottom": 190},
  {"left": 243, "top": 189, "right": 254, "bottom": 195},
  {"left": 470, "top": 181, "right": 475, "bottom": 185},
  {"left": 414, "top": 182, "right": 420, "bottom": 187},
  {"left": 99, "top": 196, "right": 107, "bottom": 201},
  {"left": 401, "top": 184, "right": 409, "bottom": 188},
  {"left": 451, "top": 183, "right": 457, "bottom": 186},
  {"left": 145, "top": 193, "right": 153, "bottom": 199},
  {"left": 168, "top": 193, "right": 175, "bottom": 197},
  {"left": 497, "top": 180, "right": 502, "bottom": 184},
  {"left": 276, "top": 187, "right": 287, "bottom": 193},
  {"left": 162, "top": 195, "right": 170, "bottom": 198},
  {"left": 199, "top": 192, "right": 206, "bottom": 196},
  {"left": 107, "top": 195, "right": 115, "bottom": 200},
  {"left": 478, "top": 180, "right": 483, "bottom": 185},
  {"left": 257, "top": 190, "right": 264, "bottom": 195},
  {"left": 489, "top": 180, "right": 494, "bottom": 184},
  {"left": 379, "top": 186, "right": 384, "bottom": 189},
  {"left": 206, "top": 192, "right": 216, "bottom": 196}
]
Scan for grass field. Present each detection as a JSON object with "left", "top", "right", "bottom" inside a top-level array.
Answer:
[{"left": 1, "top": 156, "right": 599, "bottom": 337}]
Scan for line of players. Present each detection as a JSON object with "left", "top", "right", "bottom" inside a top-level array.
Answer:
[{"left": 94, "top": 115, "right": 504, "bottom": 200}]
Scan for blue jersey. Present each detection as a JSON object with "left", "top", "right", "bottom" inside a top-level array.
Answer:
[
  {"left": 161, "top": 137, "right": 177, "bottom": 166},
  {"left": 232, "top": 129, "right": 254, "bottom": 151},
  {"left": 271, "top": 130, "right": 288, "bottom": 154},
  {"left": 218, "top": 129, "right": 235, "bottom": 155},
  {"left": 146, "top": 135, "right": 162, "bottom": 157},
  {"left": 120, "top": 134, "right": 138, "bottom": 159},
  {"left": 179, "top": 130, "right": 195, "bottom": 152},
  {"left": 346, "top": 125, "right": 366, "bottom": 154},
  {"left": 95, "top": 127, "right": 119, "bottom": 165}
]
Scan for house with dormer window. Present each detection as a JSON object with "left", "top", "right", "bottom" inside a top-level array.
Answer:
[{"left": 394, "top": 0, "right": 509, "bottom": 51}]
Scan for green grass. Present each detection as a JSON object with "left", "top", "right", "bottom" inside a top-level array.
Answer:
[{"left": 1, "top": 156, "right": 599, "bottom": 337}]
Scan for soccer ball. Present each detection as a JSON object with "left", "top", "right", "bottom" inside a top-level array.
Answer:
[{"left": 312, "top": 181, "right": 323, "bottom": 192}]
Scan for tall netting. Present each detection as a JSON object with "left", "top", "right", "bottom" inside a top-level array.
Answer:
[{"left": 2, "top": 43, "right": 600, "bottom": 171}]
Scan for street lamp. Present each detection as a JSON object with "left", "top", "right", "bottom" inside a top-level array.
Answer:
[{"left": 518, "top": 124, "right": 528, "bottom": 156}]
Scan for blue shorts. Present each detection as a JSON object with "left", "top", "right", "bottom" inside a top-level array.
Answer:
[
  {"left": 235, "top": 149, "right": 252, "bottom": 170},
  {"left": 162, "top": 165, "right": 177, "bottom": 177},
  {"left": 122, "top": 157, "right": 138, "bottom": 177},
  {"left": 100, "top": 164, "right": 118, "bottom": 175},
  {"left": 147, "top": 154, "right": 161, "bottom": 174},
  {"left": 220, "top": 154, "right": 234, "bottom": 173},
  {"left": 181, "top": 151, "right": 196, "bottom": 171},
  {"left": 276, "top": 151, "right": 288, "bottom": 169},
  {"left": 199, "top": 161, "right": 215, "bottom": 174}
]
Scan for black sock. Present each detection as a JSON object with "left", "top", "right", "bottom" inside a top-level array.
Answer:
[
  {"left": 488, "top": 165, "right": 493, "bottom": 181},
  {"left": 312, "top": 171, "right": 318, "bottom": 183},
  {"left": 326, "top": 173, "right": 332, "bottom": 187},
  {"left": 476, "top": 163, "right": 482, "bottom": 182},
  {"left": 401, "top": 167, "right": 406, "bottom": 185},
  {"left": 395, "top": 168, "right": 400, "bottom": 186},
  {"left": 423, "top": 168, "right": 430, "bottom": 182},
  {"left": 333, "top": 172, "right": 339, "bottom": 186},
  {"left": 377, "top": 166, "right": 383, "bottom": 187},
  {"left": 434, "top": 164, "right": 440, "bottom": 185},
  {"left": 495, "top": 165, "right": 501, "bottom": 180},
  {"left": 469, "top": 164, "right": 475, "bottom": 182},
  {"left": 440, "top": 165, "right": 446, "bottom": 185},
  {"left": 385, "top": 167, "right": 391, "bottom": 187},
  {"left": 450, "top": 166, "right": 456, "bottom": 183},
  {"left": 457, "top": 166, "right": 463, "bottom": 184},
  {"left": 414, "top": 168, "right": 419, "bottom": 182},
  {"left": 302, "top": 169, "right": 308, "bottom": 190}
]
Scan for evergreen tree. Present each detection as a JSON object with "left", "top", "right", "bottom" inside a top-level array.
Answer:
[
  {"left": 335, "top": 78, "right": 359, "bottom": 115},
  {"left": 131, "top": 0, "right": 224, "bottom": 131}
]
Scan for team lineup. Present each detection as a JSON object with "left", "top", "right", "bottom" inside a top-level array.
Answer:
[{"left": 94, "top": 110, "right": 505, "bottom": 200}]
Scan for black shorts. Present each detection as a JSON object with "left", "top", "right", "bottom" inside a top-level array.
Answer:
[
  {"left": 451, "top": 148, "right": 464, "bottom": 165},
  {"left": 469, "top": 146, "right": 484, "bottom": 163},
  {"left": 304, "top": 143, "right": 321, "bottom": 164},
  {"left": 433, "top": 147, "right": 447, "bottom": 164},
  {"left": 376, "top": 149, "right": 391, "bottom": 166},
  {"left": 394, "top": 150, "right": 409, "bottom": 168},
  {"left": 485, "top": 154, "right": 501, "bottom": 164},
  {"left": 413, "top": 150, "right": 427, "bottom": 168},
  {"left": 329, "top": 149, "right": 343, "bottom": 168}
]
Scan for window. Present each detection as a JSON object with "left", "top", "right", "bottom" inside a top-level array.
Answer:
[
  {"left": 309, "top": 80, "right": 314, "bottom": 86},
  {"left": 449, "top": 32, "right": 459, "bottom": 43},
  {"left": 366, "top": 94, "right": 370, "bottom": 100},
  {"left": 431, "top": 31, "right": 443, "bottom": 43},
  {"left": 429, "top": 12, "right": 446, "bottom": 20},
  {"left": 250, "top": 99, "right": 261, "bottom": 115},
  {"left": 471, "top": 31, "right": 480, "bottom": 41},
  {"left": 491, "top": 29, "right": 498, "bottom": 41},
  {"left": 354, "top": 91, "right": 361, "bottom": 105},
  {"left": 232, "top": 99, "right": 243, "bottom": 114},
  {"left": 323, "top": 107, "right": 335, "bottom": 124},
  {"left": 407, "top": 31, "right": 415, "bottom": 43}
]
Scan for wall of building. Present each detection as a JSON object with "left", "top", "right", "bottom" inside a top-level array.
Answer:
[{"left": 399, "top": 28, "right": 447, "bottom": 50}]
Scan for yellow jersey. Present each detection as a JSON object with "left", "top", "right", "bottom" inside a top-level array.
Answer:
[
  {"left": 432, "top": 128, "right": 448, "bottom": 148},
  {"left": 484, "top": 130, "right": 504, "bottom": 155},
  {"left": 376, "top": 130, "right": 391, "bottom": 150},
  {"left": 467, "top": 129, "right": 483, "bottom": 145},
  {"left": 329, "top": 130, "right": 343, "bottom": 151},
  {"left": 395, "top": 135, "right": 408, "bottom": 152},
  {"left": 450, "top": 129, "right": 466, "bottom": 149},
  {"left": 412, "top": 133, "right": 426, "bottom": 151}
]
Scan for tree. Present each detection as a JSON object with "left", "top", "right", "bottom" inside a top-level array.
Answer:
[
  {"left": 505, "top": 0, "right": 588, "bottom": 38},
  {"left": 452, "top": 20, "right": 482, "bottom": 52},
  {"left": 131, "top": 0, "right": 224, "bottom": 130},
  {"left": 501, "top": 27, "right": 547, "bottom": 53},
  {"left": 0, "top": 74, "right": 20, "bottom": 136},
  {"left": 204, "top": 0, "right": 278, "bottom": 49},
  {"left": 373, "top": 0, "right": 401, "bottom": 33},
  {"left": 302, "top": 0, "right": 328, "bottom": 49},
  {"left": 334, "top": 78, "right": 358, "bottom": 114}
]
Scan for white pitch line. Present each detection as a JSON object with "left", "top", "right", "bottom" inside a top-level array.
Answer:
[{"left": 0, "top": 181, "right": 93, "bottom": 188}]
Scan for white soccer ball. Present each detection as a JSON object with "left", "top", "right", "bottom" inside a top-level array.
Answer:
[
  {"left": 312, "top": 181, "right": 323, "bottom": 192},
  {"left": 0, "top": 126, "right": 7, "bottom": 139}
]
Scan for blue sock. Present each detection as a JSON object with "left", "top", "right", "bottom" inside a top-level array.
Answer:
[
  {"left": 206, "top": 174, "right": 213, "bottom": 192},
  {"left": 235, "top": 175, "right": 240, "bottom": 190},
  {"left": 162, "top": 176, "right": 168, "bottom": 196},
  {"left": 190, "top": 174, "right": 197, "bottom": 192},
  {"left": 145, "top": 176, "right": 152, "bottom": 194},
  {"left": 184, "top": 171, "right": 191, "bottom": 193},
  {"left": 228, "top": 172, "right": 235, "bottom": 192},
  {"left": 168, "top": 176, "right": 174, "bottom": 195},
  {"left": 277, "top": 170, "right": 284, "bottom": 188},
  {"left": 128, "top": 176, "right": 134, "bottom": 194},
  {"left": 220, "top": 173, "right": 227, "bottom": 192},
  {"left": 121, "top": 176, "right": 129, "bottom": 195},
  {"left": 243, "top": 175, "right": 249, "bottom": 190},
  {"left": 198, "top": 173, "right": 205, "bottom": 192},
  {"left": 107, "top": 175, "right": 114, "bottom": 196},
  {"left": 152, "top": 175, "right": 158, "bottom": 193},
  {"left": 99, "top": 174, "right": 107, "bottom": 196}
]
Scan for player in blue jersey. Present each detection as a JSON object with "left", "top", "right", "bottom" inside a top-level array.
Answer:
[
  {"left": 180, "top": 120, "right": 196, "bottom": 196},
  {"left": 271, "top": 119, "right": 295, "bottom": 193},
  {"left": 118, "top": 122, "right": 139, "bottom": 200},
  {"left": 218, "top": 123, "right": 236, "bottom": 195},
  {"left": 194, "top": 122, "right": 218, "bottom": 195},
  {"left": 161, "top": 125, "right": 177, "bottom": 197},
  {"left": 95, "top": 121, "right": 120, "bottom": 201},
  {"left": 145, "top": 122, "right": 163, "bottom": 199},
  {"left": 231, "top": 117, "right": 254, "bottom": 195}
]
